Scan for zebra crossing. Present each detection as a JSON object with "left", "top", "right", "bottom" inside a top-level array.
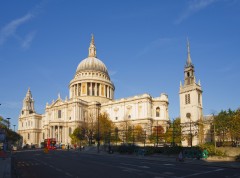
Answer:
[{"left": 16, "top": 161, "right": 40, "bottom": 167}]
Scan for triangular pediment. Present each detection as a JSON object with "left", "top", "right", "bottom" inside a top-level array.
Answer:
[{"left": 49, "top": 99, "right": 64, "bottom": 107}]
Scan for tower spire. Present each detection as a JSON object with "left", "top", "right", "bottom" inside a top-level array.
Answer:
[
  {"left": 21, "top": 88, "right": 35, "bottom": 115},
  {"left": 186, "top": 37, "right": 192, "bottom": 67},
  {"left": 88, "top": 34, "right": 97, "bottom": 57}
]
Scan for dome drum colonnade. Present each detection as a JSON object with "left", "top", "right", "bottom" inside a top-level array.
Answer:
[{"left": 69, "top": 34, "right": 115, "bottom": 103}]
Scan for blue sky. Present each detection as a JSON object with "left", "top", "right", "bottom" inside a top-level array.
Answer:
[{"left": 0, "top": 0, "right": 240, "bottom": 130}]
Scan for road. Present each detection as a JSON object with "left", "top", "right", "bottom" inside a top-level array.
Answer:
[{"left": 12, "top": 150, "right": 240, "bottom": 178}]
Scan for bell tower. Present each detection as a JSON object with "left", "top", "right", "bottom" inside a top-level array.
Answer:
[
  {"left": 21, "top": 88, "right": 35, "bottom": 116},
  {"left": 179, "top": 39, "right": 203, "bottom": 147}
]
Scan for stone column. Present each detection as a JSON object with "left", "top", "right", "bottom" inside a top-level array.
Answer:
[
  {"left": 109, "top": 88, "right": 111, "bottom": 99},
  {"left": 50, "top": 126, "right": 52, "bottom": 138},
  {"left": 54, "top": 126, "right": 56, "bottom": 139},
  {"left": 91, "top": 82, "right": 93, "bottom": 96},
  {"left": 60, "top": 126, "right": 62, "bottom": 143},
  {"left": 94, "top": 83, "right": 97, "bottom": 96},
  {"left": 77, "top": 84, "right": 79, "bottom": 96},
  {"left": 96, "top": 83, "right": 99, "bottom": 96},
  {"left": 58, "top": 125, "right": 60, "bottom": 143}
]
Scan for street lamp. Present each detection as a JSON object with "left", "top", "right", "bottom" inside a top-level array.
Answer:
[
  {"left": 156, "top": 120, "right": 159, "bottom": 147},
  {"left": 13, "top": 125, "right": 16, "bottom": 132},
  {"left": 212, "top": 114, "right": 216, "bottom": 154},
  {"left": 96, "top": 103, "right": 101, "bottom": 153},
  {"left": 97, "top": 115, "right": 100, "bottom": 153},
  {"left": 186, "top": 113, "right": 192, "bottom": 147},
  {"left": 6, "top": 118, "right": 11, "bottom": 129},
  {"left": 172, "top": 119, "right": 175, "bottom": 146},
  {"left": 144, "top": 129, "right": 146, "bottom": 148}
]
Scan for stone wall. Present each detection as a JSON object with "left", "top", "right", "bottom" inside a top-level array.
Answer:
[{"left": 217, "top": 147, "right": 240, "bottom": 156}]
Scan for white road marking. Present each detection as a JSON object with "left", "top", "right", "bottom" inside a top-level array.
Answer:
[
  {"left": 55, "top": 168, "right": 62, "bottom": 172},
  {"left": 120, "top": 163, "right": 150, "bottom": 169},
  {"left": 178, "top": 168, "right": 224, "bottom": 178},
  {"left": 65, "top": 172, "right": 73, "bottom": 177},
  {"left": 117, "top": 166, "right": 142, "bottom": 173}
]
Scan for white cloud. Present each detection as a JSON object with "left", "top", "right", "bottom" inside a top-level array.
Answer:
[
  {"left": 109, "top": 70, "right": 117, "bottom": 76},
  {"left": 2, "top": 101, "right": 22, "bottom": 110},
  {"left": 0, "top": 1, "right": 48, "bottom": 48},
  {"left": 175, "top": 0, "right": 217, "bottom": 24},
  {"left": 135, "top": 38, "right": 173, "bottom": 58},
  {"left": 0, "top": 13, "right": 33, "bottom": 45},
  {"left": 21, "top": 31, "right": 37, "bottom": 49}
]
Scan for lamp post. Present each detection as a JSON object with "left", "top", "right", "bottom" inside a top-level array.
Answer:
[
  {"left": 156, "top": 120, "right": 158, "bottom": 147},
  {"left": 97, "top": 114, "right": 100, "bottom": 153},
  {"left": 213, "top": 114, "right": 216, "bottom": 154},
  {"left": 172, "top": 119, "right": 175, "bottom": 146},
  {"left": 13, "top": 125, "right": 16, "bottom": 132},
  {"left": 144, "top": 129, "right": 146, "bottom": 148},
  {"left": 190, "top": 119, "right": 192, "bottom": 147},
  {"left": 6, "top": 118, "right": 11, "bottom": 129},
  {"left": 186, "top": 113, "right": 192, "bottom": 147},
  {"left": 97, "top": 103, "right": 101, "bottom": 153}
]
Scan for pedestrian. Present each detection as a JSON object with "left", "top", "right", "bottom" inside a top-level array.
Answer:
[
  {"left": 178, "top": 151, "right": 184, "bottom": 162},
  {"left": 67, "top": 144, "right": 69, "bottom": 151}
]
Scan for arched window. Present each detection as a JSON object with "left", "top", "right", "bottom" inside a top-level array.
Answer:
[
  {"left": 156, "top": 107, "right": 160, "bottom": 117},
  {"left": 128, "top": 115, "right": 131, "bottom": 119}
]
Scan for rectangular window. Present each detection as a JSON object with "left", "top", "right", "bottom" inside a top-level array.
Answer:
[
  {"left": 185, "top": 94, "right": 191, "bottom": 104},
  {"left": 58, "top": 110, "right": 61, "bottom": 118},
  {"left": 188, "top": 94, "right": 190, "bottom": 104}
]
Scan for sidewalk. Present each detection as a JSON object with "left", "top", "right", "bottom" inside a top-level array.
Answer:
[
  {"left": 0, "top": 152, "right": 11, "bottom": 178},
  {"left": 146, "top": 154, "right": 240, "bottom": 169},
  {"left": 80, "top": 147, "right": 240, "bottom": 169}
]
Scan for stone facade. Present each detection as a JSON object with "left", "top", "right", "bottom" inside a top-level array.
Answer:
[
  {"left": 179, "top": 39, "right": 203, "bottom": 147},
  {"left": 18, "top": 35, "right": 169, "bottom": 147}
]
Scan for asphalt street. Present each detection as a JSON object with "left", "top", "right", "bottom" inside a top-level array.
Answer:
[{"left": 12, "top": 150, "right": 240, "bottom": 178}]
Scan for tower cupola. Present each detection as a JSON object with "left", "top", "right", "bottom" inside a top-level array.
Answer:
[{"left": 21, "top": 88, "right": 35, "bottom": 115}]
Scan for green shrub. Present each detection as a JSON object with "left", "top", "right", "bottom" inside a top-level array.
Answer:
[
  {"left": 118, "top": 144, "right": 139, "bottom": 154},
  {"left": 198, "top": 142, "right": 226, "bottom": 156},
  {"left": 235, "top": 154, "right": 240, "bottom": 162}
]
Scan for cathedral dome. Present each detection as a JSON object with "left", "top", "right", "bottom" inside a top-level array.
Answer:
[
  {"left": 76, "top": 57, "right": 109, "bottom": 75},
  {"left": 69, "top": 35, "right": 115, "bottom": 104}
]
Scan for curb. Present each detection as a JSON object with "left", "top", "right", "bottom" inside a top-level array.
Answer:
[{"left": 79, "top": 151, "right": 240, "bottom": 169}]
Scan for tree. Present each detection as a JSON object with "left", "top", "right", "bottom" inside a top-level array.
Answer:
[
  {"left": 0, "top": 116, "right": 8, "bottom": 129},
  {"left": 0, "top": 116, "right": 22, "bottom": 146},
  {"left": 215, "top": 110, "right": 232, "bottom": 143},
  {"left": 118, "top": 115, "right": 132, "bottom": 143},
  {"left": 94, "top": 112, "right": 115, "bottom": 145},
  {"left": 70, "top": 124, "right": 87, "bottom": 146},
  {"left": 232, "top": 109, "right": 240, "bottom": 141},
  {"left": 164, "top": 118, "right": 182, "bottom": 145},
  {"left": 214, "top": 108, "right": 240, "bottom": 144},
  {"left": 134, "top": 124, "right": 145, "bottom": 143},
  {"left": 149, "top": 125, "right": 164, "bottom": 145}
]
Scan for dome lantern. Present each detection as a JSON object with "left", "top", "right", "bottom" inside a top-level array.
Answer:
[{"left": 88, "top": 34, "right": 96, "bottom": 57}]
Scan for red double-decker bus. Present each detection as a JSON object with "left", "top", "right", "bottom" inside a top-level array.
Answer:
[{"left": 44, "top": 138, "right": 56, "bottom": 150}]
